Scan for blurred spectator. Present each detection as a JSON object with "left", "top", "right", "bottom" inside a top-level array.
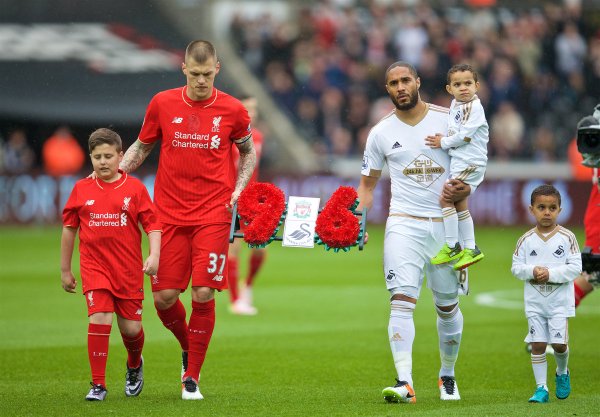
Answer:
[
  {"left": 328, "top": 126, "right": 353, "bottom": 156},
  {"left": 3, "top": 128, "right": 35, "bottom": 174},
  {"left": 555, "top": 21, "right": 587, "bottom": 79},
  {"left": 531, "top": 126, "right": 557, "bottom": 162},
  {"left": 489, "top": 101, "right": 525, "bottom": 160},
  {"left": 42, "top": 126, "right": 85, "bottom": 176}
]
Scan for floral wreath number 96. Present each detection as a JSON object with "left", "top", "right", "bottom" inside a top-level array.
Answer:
[
  {"left": 236, "top": 184, "right": 364, "bottom": 251},
  {"left": 315, "top": 186, "right": 362, "bottom": 252}
]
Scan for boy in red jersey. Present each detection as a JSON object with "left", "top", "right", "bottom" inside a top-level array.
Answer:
[
  {"left": 61, "top": 128, "right": 161, "bottom": 401},
  {"left": 117, "top": 40, "right": 256, "bottom": 400},
  {"left": 227, "top": 95, "right": 267, "bottom": 315}
]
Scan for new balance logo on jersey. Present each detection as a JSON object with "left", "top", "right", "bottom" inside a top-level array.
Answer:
[
  {"left": 172, "top": 117, "right": 183, "bottom": 123},
  {"left": 530, "top": 250, "right": 537, "bottom": 256},
  {"left": 392, "top": 142, "right": 402, "bottom": 149},
  {"left": 212, "top": 274, "right": 224, "bottom": 282},
  {"left": 135, "top": 309, "right": 143, "bottom": 315},
  {"left": 210, "top": 135, "right": 221, "bottom": 149},
  {"left": 85, "top": 200, "right": 95, "bottom": 206}
]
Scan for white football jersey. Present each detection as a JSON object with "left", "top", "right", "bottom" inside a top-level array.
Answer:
[
  {"left": 361, "top": 104, "right": 450, "bottom": 217},
  {"left": 511, "top": 226, "right": 581, "bottom": 318},
  {"left": 441, "top": 95, "right": 488, "bottom": 167}
]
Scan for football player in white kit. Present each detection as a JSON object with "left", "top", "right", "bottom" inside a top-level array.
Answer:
[
  {"left": 511, "top": 184, "right": 581, "bottom": 403},
  {"left": 426, "top": 63, "right": 489, "bottom": 271},
  {"left": 357, "top": 61, "right": 471, "bottom": 403}
]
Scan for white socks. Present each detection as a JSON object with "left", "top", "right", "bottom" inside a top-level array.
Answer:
[
  {"left": 442, "top": 207, "right": 458, "bottom": 246},
  {"left": 388, "top": 300, "right": 416, "bottom": 386},
  {"left": 531, "top": 353, "right": 548, "bottom": 388},
  {"left": 554, "top": 348, "right": 569, "bottom": 375},
  {"left": 457, "top": 210, "right": 475, "bottom": 250},
  {"left": 436, "top": 304, "right": 463, "bottom": 378}
]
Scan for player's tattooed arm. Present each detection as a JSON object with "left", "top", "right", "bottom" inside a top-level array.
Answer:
[
  {"left": 229, "top": 137, "right": 257, "bottom": 209},
  {"left": 120, "top": 139, "right": 156, "bottom": 173}
]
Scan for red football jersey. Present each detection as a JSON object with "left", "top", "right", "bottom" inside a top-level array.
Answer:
[
  {"left": 232, "top": 127, "right": 263, "bottom": 183},
  {"left": 62, "top": 172, "right": 161, "bottom": 299},
  {"left": 138, "top": 87, "right": 251, "bottom": 225}
]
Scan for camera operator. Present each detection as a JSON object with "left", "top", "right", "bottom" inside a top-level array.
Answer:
[{"left": 572, "top": 105, "right": 600, "bottom": 306}]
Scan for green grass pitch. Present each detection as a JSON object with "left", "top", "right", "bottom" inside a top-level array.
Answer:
[{"left": 0, "top": 225, "right": 599, "bottom": 416}]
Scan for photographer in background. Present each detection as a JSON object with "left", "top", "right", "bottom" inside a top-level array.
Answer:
[{"left": 572, "top": 105, "right": 600, "bottom": 306}]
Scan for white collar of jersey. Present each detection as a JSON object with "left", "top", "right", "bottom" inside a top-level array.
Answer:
[{"left": 181, "top": 87, "right": 218, "bottom": 108}]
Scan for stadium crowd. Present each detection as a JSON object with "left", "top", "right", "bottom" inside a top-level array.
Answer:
[{"left": 229, "top": 0, "right": 599, "bottom": 161}]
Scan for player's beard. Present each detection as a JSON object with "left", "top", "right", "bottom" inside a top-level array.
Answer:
[{"left": 390, "top": 90, "right": 418, "bottom": 111}]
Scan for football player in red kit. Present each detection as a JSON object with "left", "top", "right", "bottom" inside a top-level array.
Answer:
[
  {"left": 118, "top": 40, "right": 256, "bottom": 400},
  {"left": 61, "top": 128, "right": 161, "bottom": 401}
]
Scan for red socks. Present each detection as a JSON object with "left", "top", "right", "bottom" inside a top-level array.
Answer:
[
  {"left": 88, "top": 323, "right": 111, "bottom": 387},
  {"left": 246, "top": 251, "right": 265, "bottom": 287},
  {"left": 156, "top": 299, "right": 189, "bottom": 351},
  {"left": 228, "top": 257, "right": 240, "bottom": 303},
  {"left": 121, "top": 328, "right": 145, "bottom": 369},
  {"left": 184, "top": 299, "right": 215, "bottom": 382}
]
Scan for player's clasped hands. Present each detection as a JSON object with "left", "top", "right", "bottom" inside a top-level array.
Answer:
[
  {"left": 425, "top": 133, "right": 443, "bottom": 148},
  {"left": 532, "top": 266, "right": 550, "bottom": 283}
]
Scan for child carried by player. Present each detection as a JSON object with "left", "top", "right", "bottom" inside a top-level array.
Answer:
[{"left": 426, "top": 63, "right": 489, "bottom": 270}]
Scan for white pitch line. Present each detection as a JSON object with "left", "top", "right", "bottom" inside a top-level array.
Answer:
[{"left": 475, "top": 290, "right": 600, "bottom": 315}]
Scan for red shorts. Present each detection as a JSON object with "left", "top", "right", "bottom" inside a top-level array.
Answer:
[
  {"left": 84, "top": 289, "right": 143, "bottom": 321},
  {"left": 153, "top": 223, "right": 230, "bottom": 292}
]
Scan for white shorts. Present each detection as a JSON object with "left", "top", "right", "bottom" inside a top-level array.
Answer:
[
  {"left": 450, "top": 159, "right": 486, "bottom": 191},
  {"left": 383, "top": 216, "right": 466, "bottom": 299},
  {"left": 524, "top": 316, "right": 569, "bottom": 345}
]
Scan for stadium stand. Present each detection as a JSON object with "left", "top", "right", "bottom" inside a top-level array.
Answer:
[{"left": 225, "top": 0, "right": 599, "bottom": 166}]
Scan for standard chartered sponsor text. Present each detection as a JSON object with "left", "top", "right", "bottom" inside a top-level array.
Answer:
[
  {"left": 89, "top": 212, "right": 121, "bottom": 227},
  {"left": 172, "top": 132, "right": 212, "bottom": 149},
  {"left": 172, "top": 139, "right": 209, "bottom": 148},
  {"left": 174, "top": 132, "right": 210, "bottom": 140}
]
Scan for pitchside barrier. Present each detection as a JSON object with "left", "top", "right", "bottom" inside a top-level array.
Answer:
[{"left": 0, "top": 173, "right": 590, "bottom": 226}]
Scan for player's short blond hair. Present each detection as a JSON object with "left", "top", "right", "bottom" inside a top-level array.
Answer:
[{"left": 185, "top": 40, "right": 217, "bottom": 64}]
